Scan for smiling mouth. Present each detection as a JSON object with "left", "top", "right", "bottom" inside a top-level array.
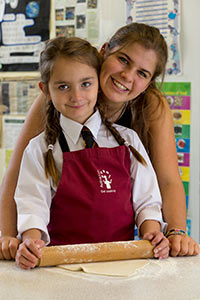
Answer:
[
  {"left": 112, "top": 78, "right": 129, "bottom": 91},
  {"left": 66, "top": 104, "right": 85, "bottom": 108}
]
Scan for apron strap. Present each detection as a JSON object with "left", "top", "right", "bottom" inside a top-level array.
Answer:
[{"left": 58, "top": 131, "right": 70, "bottom": 153}]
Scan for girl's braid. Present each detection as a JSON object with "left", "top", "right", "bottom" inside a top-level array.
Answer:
[
  {"left": 100, "top": 108, "right": 146, "bottom": 166},
  {"left": 43, "top": 101, "right": 62, "bottom": 185}
]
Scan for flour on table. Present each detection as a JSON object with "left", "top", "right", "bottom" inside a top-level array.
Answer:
[{"left": 57, "top": 259, "right": 150, "bottom": 277}]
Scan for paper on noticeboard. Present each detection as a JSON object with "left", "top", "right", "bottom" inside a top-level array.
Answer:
[
  {"left": 125, "top": 0, "right": 181, "bottom": 75},
  {"left": 1, "top": 115, "right": 25, "bottom": 175},
  {"left": 54, "top": 0, "right": 99, "bottom": 45}
]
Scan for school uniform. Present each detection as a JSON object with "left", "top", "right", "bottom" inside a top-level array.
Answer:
[{"left": 15, "top": 109, "right": 166, "bottom": 245}]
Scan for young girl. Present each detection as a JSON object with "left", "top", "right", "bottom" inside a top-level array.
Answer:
[{"left": 14, "top": 36, "right": 169, "bottom": 270}]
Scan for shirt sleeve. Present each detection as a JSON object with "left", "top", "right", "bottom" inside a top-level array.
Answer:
[
  {"left": 14, "top": 134, "right": 55, "bottom": 245},
  {"left": 128, "top": 132, "right": 167, "bottom": 235}
]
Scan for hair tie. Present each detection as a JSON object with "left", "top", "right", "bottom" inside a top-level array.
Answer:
[
  {"left": 48, "top": 144, "right": 54, "bottom": 151},
  {"left": 124, "top": 141, "right": 130, "bottom": 148}
]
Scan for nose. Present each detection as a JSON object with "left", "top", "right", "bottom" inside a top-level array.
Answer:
[
  {"left": 70, "top": 87, "right": 82, "bottom": 103},
  {"left": 120, "top": 68, "right": 135, "bottom": 83}
]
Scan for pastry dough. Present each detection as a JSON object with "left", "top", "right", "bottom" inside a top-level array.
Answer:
[{"left": 57, "top": 259, "right": 149, "bottom": 277}]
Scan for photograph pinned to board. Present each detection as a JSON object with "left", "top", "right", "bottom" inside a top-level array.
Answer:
[
  {"left": 0, "top": 0, "right": 50, "bottom": 71},
  {"left": 125, "top": 0, "right": 181, "bottom": 75}
]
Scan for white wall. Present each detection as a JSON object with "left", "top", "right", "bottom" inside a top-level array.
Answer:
[{"left": 100, "top": 0, "right": 200, "bottom": 242}]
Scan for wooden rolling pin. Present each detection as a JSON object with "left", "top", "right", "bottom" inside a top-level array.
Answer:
[{"left": 37, "top": 240, "right": 154, "bottom": 267}]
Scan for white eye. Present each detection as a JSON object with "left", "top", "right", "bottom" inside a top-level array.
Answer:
[
  {"left": 58, "top": 84, "right": 69, "bottom": 90},
  {"left": 138, "top": 70, "right": 147, "bottom": 78},
  {"left": 82, "top": 81, "right": 91, "bottom": 88},
  {"left": 119, "top": 56, "right": 128, "bottom": 64}
]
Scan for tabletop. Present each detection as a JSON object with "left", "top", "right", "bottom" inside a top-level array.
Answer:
[{"left": 0, "top": 255, "right": 200, "bottom": 300}]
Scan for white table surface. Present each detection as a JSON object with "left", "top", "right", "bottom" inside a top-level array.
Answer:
[{"left": 0, "top": 255, "right": 200, "bottom": 300}]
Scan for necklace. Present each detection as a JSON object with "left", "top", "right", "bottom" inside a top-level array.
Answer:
[{"left": 108, "top": 102, "right": 128, "bottom": 123}]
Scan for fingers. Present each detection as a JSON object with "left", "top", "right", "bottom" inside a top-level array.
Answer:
[
  {"left": 169, "top": 235, "right": 200, "bottom": 257},
  {"left": 143, "top": 232, "right": 169, "bottom": 259},
  {"left": 0, "top": 237, "right": 21, "bottom": 260},
  {"left": 15, "top": 239, "right": 43, "bottom": 270}
]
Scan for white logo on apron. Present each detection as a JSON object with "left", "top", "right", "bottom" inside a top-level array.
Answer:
[{"left": 97, "top": 169, "right": 116, "bottom": 193}]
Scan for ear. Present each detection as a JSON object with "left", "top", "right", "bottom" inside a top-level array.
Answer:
[
  {"left": 39, "top": 81, "right": 46, "bottom": 94},
  {"left": 99, "top": 43, "right": 109, "bottom": 58},
  {"left": 39, "top": 81, "right": 51, "bottom": 100}
]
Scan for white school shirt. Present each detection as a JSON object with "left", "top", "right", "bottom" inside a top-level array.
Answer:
[{"left": 15, "top": 110, "right": 167, "bottom": 244}]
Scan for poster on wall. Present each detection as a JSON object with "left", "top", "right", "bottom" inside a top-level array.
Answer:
[
  {"left": 54, "top": 0, "right": 99, "bottom": 45},
  {"left": 125, "top": 0, "right": 181, "bottom": 75},
  {"left": 0, "top": 79, "right": 40, "bottom": 180},
  {"left": 162, "top": 82, "right": 191, "bottom": 235},
  {"left": 0, "top": 0, "right": 50, "bottom": 71},
  {"left": 0, "top": 79, "right": 40, "bottom": 115}
]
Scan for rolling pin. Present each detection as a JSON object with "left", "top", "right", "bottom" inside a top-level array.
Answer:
[{"left": 37, "top": 240, "right": 154, "bottom": 267}]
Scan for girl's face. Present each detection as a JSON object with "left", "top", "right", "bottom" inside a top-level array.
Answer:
[
  {"left": 42, "top": 56, "right": 99, "bottom": 124},
  {"left": 100, "top": 42, "right": 157, "bottom": 105}
]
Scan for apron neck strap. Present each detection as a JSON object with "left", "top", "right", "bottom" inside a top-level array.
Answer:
[{"left": 58, "top": 131, "right": 70, "bottom": 152}]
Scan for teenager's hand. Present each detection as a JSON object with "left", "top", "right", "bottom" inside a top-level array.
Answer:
[
  {"left": 168, "top": 234, "right": 199, "bottom": 257},
  {"left": 0, "top": 236, "right": 21, "bottom": 260},
  {"left": 143, "top": 231, "right": 169, "bottom": 259},
  {"left": 15, "top": 239, "right": 45, "bottom": 270}
]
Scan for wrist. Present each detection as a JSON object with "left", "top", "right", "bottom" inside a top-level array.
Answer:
[
  {"left": 22, "top": 228, "right": 42, "bottom": 241},
  {"left": 165, "top": 228, "right": 188, "bottom": 238}
]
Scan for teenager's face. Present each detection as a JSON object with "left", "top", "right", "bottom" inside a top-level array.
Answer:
[
  {"left": 100, "top": 42, "right": 157, "bottom": 105},
  {"left": 45, "top": 57, "right": 98, "bottom": 124}
]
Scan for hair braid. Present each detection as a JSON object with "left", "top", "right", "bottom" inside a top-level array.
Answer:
[
  {"left": 43, "top": 100, "right": 62, "bottom": 185},
  {"left": 99, "top": 108, "right": 146, "bottom": 166}
]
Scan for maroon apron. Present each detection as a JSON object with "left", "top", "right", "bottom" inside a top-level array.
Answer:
[{"left": 47, "top": 131, "right": 135, "bottom": 245}]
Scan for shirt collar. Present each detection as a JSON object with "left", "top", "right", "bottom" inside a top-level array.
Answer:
[{"left": 60, "top": 110, "right": 102, "bottom": 144}]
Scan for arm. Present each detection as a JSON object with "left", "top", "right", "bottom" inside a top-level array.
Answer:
[
  {"left": 148, "top": 95, "right": 199, "bottom": 256},
  {"left": 15, "top": 134, "right": 53, "bottom": 246},
  {"left": 128, "top": 132, "right": 169, "bottom": 259},
  {"left": 0, "top": 93, "right": 46, "bottom": 259},
  {"left": 15, "top": 229, "right": 45, "bottom": 270}
]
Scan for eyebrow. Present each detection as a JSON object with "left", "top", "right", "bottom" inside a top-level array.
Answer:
[
  {"left": 53, "top": 77, "right": 95, "bottom": 84},
  {"left": 118, "top": 51, "right": 152, "bottom": 77}
]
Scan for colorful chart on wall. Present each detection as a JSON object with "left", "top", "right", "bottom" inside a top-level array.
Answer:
[
  {"left": 0, "top": 0, "right": 50, "bottom": 71},
  {"left": 125, "top": 0, "right": 181, "bottom": 75},
  {"left": 162, "top": 82, "right": 191, "bottom": 235}
]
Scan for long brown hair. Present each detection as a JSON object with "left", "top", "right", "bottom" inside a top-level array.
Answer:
[
  {"left": 40, "top": 36, "right": 146, "bottom": 185},
  {"left": 102, "top": 22, "right": 168, "bottom": 151},
  {"left": 40, "top": 37, "right": 101, "bottom": 185}
]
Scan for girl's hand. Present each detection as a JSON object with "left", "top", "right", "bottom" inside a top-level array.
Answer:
[
  {"left": 168, "top": 234, "right": 199, "bottom": 257},
  {"left": 0, "top": 236, "right": 21, "bottom": 260},
  {"left": 15, "top": 238, "right": 45, "bottom": 270},
  {"left": 143, "top": 231, "right": 169, "bottom": 259}
]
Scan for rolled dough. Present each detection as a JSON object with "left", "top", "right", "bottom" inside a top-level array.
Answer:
[{"left": 57, "top": 259, "right": 150, "bottom": 277}]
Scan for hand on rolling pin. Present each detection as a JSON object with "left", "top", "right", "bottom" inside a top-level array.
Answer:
[
  {"left": 15, "top": 238, "right": 45, "bottom": 270},
  {"left": 143, "top": 232, "right": 169, "bottom": 259},
  {"left": 0, "top": 236, "right": 21, "bottom": 260}
]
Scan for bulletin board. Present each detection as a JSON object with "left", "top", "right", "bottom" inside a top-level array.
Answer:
[{"left": 0, "top": 0, "right": 101, "bottom": 182}]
